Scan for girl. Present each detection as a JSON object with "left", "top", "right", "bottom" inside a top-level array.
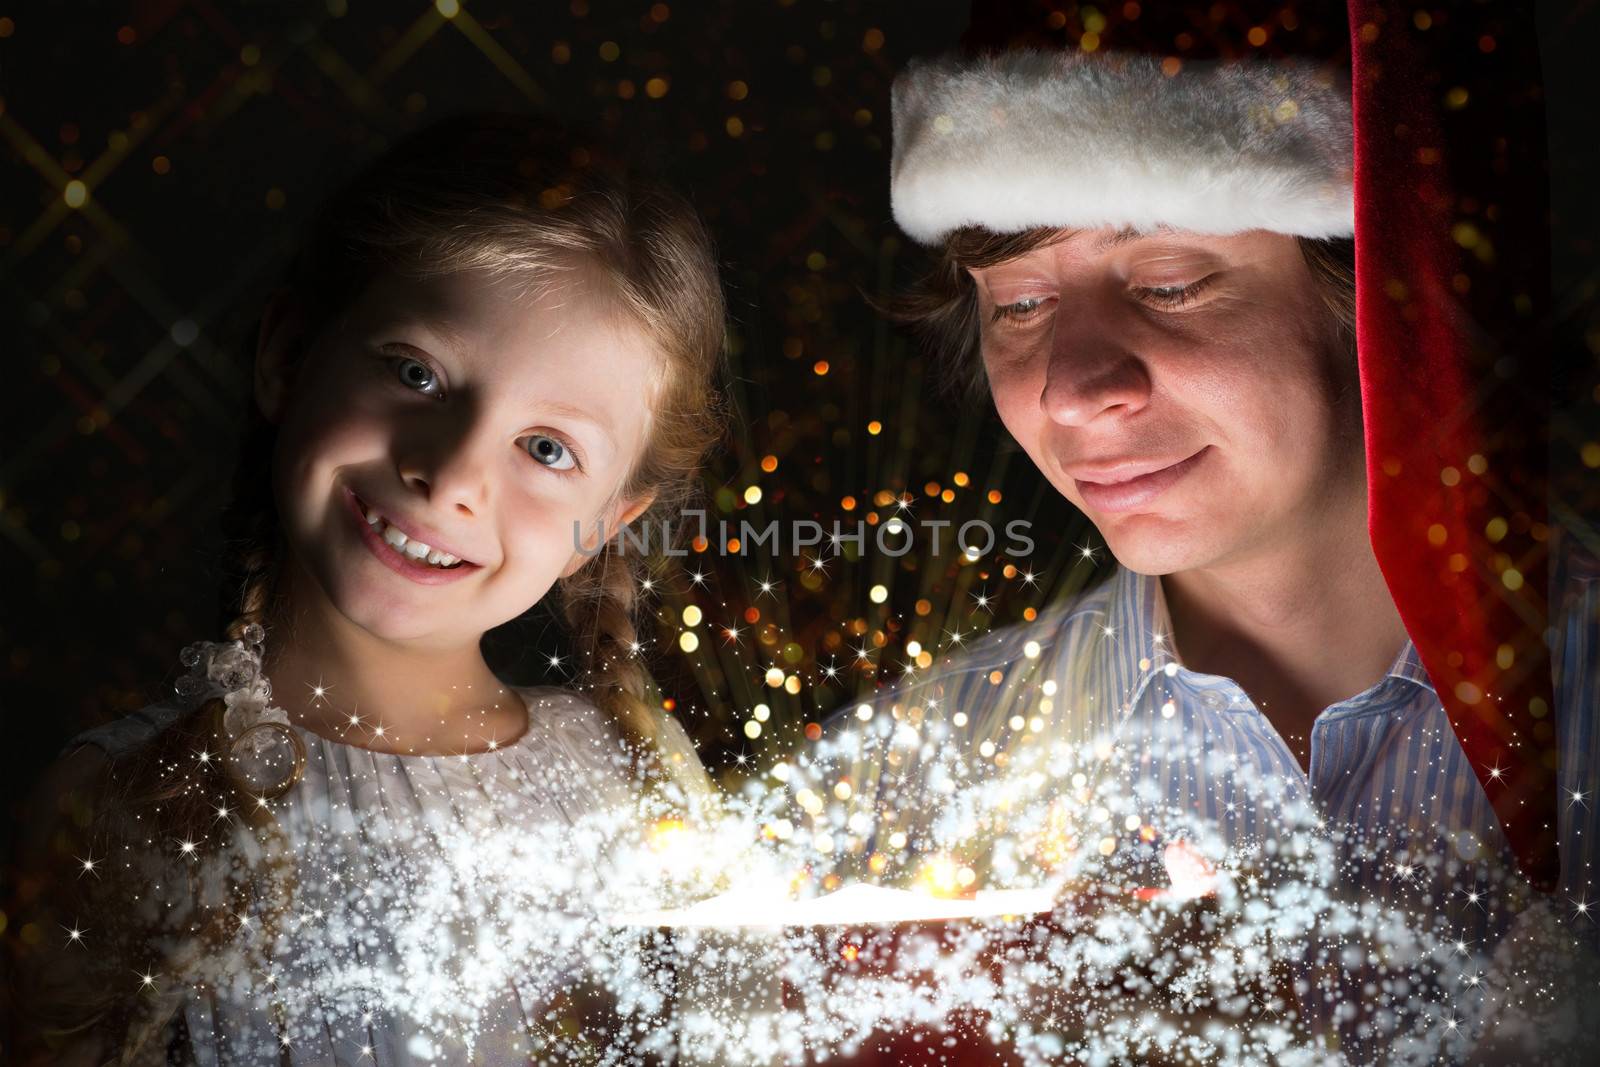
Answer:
[{"left": 11, "top": 113, "right": 727, "bottom": 1065}]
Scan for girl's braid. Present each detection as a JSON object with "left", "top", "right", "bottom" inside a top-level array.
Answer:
[
  {"left": 559, "top": 535, "right": 713, "bottom": 805},
  {"left": 560, "top": 543, "right": 657, "bottom": 745},
  {"left": 92, "top": 415, "right": 302, "bottom": 1061},
  {"left": 218, "top": 416, "right": 285, "bottom": 643}
]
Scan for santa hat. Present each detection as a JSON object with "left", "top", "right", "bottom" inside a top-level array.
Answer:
[
  {"left": 890, "top": 1, "right": 1559, "bottom": 890},
  {"left": 892, "top": 50, "right": 1354, "bottom": 244}
]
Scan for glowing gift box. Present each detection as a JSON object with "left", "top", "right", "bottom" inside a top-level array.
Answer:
[{"left": 617, "top": 870, "right": 1226, "bottom": 1067}]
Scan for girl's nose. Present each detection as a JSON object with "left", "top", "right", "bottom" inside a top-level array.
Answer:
[
  {"left": 1039, "top": 332, "right": 1153, "bottom": 427},
  {"left": 400, "top": 464, "right": 485, "bottom": 518},
  {"left": 398, "top": 427, "right": 492, "bottom": 518}
]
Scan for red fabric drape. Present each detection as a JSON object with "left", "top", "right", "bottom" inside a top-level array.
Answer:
[{"left": 1348, "top": 0, "right": 1558, "bottom": 889}]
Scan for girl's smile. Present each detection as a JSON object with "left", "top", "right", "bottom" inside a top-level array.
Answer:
[
  {"left": 261, "top": 265, "right": 661, "bottom": 646},
  {"left": 342, "top": 484, "right": 483, "bottom": 586}
]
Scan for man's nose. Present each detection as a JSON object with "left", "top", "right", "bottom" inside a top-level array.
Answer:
[
  {"left": 1039, "top": 326, "right": 1153, "bottom": 427},
  {"left": 397, "top": 410, "right": 494, "bottom": 518}
]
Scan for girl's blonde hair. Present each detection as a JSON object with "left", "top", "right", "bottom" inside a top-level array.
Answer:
[{"left": 65, "top": 113, "right": 726, "bottom": 1061}]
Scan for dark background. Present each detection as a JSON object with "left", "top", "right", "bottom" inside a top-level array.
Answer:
[
  {"left": 0, "top": 0, "right": 1104, "bottom": 846},
  {"left": 2, "top": 0, "right": 1597, "bottom": 867}
]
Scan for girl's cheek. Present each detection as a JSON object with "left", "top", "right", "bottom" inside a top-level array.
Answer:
[
  {"left": 501, "top": 491, "right": 597, "bottom": 561},
  {"left": 282, "top": 414, "right": 388, "bottom": 475},
  {"left": 292, "top": 356, "right": 391, "bottom": 420},
  {"left": 292, "top": 368, "right": 404, "bottom": 441}
]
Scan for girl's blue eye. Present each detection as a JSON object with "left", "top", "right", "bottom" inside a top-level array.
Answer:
[
  {"left": 392, "top": 356, "right": 443, "bottom": 398},
  {"left": 523, "top": 433, "right": 577, "bottom": 472}
]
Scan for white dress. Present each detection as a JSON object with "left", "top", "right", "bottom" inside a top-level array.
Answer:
[{"left": 72, "top": 685, "right": 685, "bottom": 1066}]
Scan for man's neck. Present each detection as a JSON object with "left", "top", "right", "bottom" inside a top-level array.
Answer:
[
  {"left": 1159, "top": 499, "right": 1409, "bottom": 772},
  {"left": 258, "top": 557, "right": 526, "bottom": 755}
]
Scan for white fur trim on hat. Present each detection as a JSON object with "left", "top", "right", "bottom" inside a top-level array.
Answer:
[{"left": 890, "top": 50, "right": 1354, "bottom": 244}]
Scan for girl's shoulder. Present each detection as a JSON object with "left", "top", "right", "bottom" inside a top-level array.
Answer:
[
  {"left": 510, "top": 684, "right": 708, "bottom": 792},
  {"left": 514, "top": 683, "right": 611, "bottom": 724},
  {"left": 22, "top": 700, "right": 187, "bottom": 849},
  {"left": 64, "top": 700, "right": 190, "bottom": 761},
  {"left": 510, "top": 684, "right": 634, "bottom": 764}
]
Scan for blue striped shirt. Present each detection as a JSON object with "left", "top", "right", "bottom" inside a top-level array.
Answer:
[{"left": 851, "top": 536, "right": 1598, "bottom": 942}]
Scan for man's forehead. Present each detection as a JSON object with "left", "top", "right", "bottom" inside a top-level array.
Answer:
[
  {"left": 1065, "top": 225, "right": 1184, "bottom": 254},
  {"left": 974, "top": 225, "right": 1190, "bottom": 273},
  {"left": 1090, "top": 226, "right": 1158, "bottom": 252}
]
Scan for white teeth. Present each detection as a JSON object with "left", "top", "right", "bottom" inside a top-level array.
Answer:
[{"left": 366, "top": 506, "right": 462, "bottom": 568}]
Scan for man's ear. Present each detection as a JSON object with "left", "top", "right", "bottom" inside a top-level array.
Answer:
[
  {"left": 255, "top": 289, "right": 308, "bottom": 424},
  {"left": 557, "top": 491, "right": 658, "bottom": 580}
]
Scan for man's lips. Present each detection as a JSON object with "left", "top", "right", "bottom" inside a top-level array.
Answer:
[
  {"left": 342, "top": 486, "right": 483, "bottom": 586},
  {"left": 1068, "top": 446, "right": 1211, "bottom": 514}
]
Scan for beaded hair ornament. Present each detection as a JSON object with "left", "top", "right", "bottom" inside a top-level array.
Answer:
[{"left": 174, "top": 623, "right": 307, "bottom": 800}]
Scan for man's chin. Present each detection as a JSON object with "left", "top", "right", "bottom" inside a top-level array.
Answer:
[{"left": 1097, "top": 519, "right": 1218, "bottom": 577}]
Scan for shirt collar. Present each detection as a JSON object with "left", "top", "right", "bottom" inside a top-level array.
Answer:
[
  {"left": 1101, "top": 564, "right": 1180, "bottom": 713},
  {"left": 1095, "top": 564, "right": 1437, "bottom": 713},
  {"left": 1383, "top": 636, "right": 1436, "bottom": 695}
]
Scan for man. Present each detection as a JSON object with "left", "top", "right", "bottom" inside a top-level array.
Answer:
[{"left": 836, "top": 1, "right": 1596, "bottom": 1059}]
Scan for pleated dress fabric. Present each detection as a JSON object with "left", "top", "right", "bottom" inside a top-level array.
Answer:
[{"left": 72, "top": 686, "right": 654, "bottom": 1066}]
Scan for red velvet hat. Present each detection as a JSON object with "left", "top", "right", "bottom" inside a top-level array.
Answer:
[{"left": 890, "top": 0, "right": 1558, "bottom": 889}]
